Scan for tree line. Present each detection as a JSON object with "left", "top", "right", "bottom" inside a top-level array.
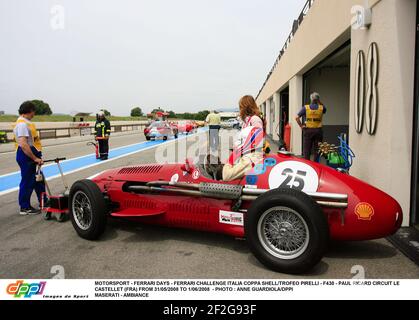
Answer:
[
  {"left": 132, "top": 107, "right": 210, "bottom": 121},
  {"left": 4, "top": 100, "right": 210, "bottom": 121}
]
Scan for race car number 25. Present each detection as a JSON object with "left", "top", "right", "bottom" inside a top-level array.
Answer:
[{"left": 269, "top": 161, "right": 319, "bottom": 193}]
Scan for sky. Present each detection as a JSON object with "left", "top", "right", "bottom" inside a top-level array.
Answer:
[{"left": 0, "top": 0, "right": 307, "bottom": 116}]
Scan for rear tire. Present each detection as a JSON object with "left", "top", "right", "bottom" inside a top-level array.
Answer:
[
  {"left": 146, "top": 136, "right": 151, "bottom": 141},
  {"left": 69, "top": 180, "right": 107, "bottom": 240},
  {"left": 245, "top": 188, "right": 329, "bottom": 274}
]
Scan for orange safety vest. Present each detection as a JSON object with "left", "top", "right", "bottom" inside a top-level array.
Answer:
[
  {"left": 13, "top": 117, "right": 42, "bottom": 151},
  {"left": 305, "top": 105, "right": 324, "bottom": 129}
]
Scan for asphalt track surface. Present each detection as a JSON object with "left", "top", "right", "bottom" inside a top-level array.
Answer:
[{"left": 0, "top": 131, "right": 418, "bottom": 279}]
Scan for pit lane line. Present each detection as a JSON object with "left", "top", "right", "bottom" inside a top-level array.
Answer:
[{"left": 0, "top": 129, "right": 207, "bottom": 197}]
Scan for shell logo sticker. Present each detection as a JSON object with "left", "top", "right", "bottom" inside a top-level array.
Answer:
[
  {"left": 269, "top": 161, "right": 319, "bottom": 193},
  {"left": 355, "top": 202, "right": 375, "bottom": 221}
]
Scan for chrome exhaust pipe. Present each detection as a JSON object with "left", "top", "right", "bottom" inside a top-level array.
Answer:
[
  {"left": 147, "top": 181, "right": 200, "bottom": 189},
  {"left": 129, "top": 182, "right": 348, "bottom": 209},
  {"left": 128, "top": 185, "right": 203, "bottom": 197}
]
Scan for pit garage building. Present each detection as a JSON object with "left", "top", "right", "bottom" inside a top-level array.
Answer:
[{"left": 256, "top": 0, "right": 418, "bottom": 228}]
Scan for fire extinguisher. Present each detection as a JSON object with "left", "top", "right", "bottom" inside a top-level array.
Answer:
[
  {"left": 87, "top": 141, "right": 99, "bottom": 159},
  {"left": 283, "top": 123, "right": 291, "bottom": 152}
]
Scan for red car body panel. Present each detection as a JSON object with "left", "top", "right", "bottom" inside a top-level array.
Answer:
[
  {"left": 92, "top": 153, "right": 402, "bottom": 241},
  {"left": 176, "top": 121, "right": 197, "bottom": 134}
]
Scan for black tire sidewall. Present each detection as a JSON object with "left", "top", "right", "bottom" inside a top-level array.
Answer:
[
  {"left": 245, "top": 188, "right": 329, "bottom": 274},
  {"left": 69, "top": 180, "right": 107, "bottom": 240}
]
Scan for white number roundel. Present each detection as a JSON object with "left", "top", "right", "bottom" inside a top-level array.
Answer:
[{"left": 268, "top": 161, "right": 319, "bottom": 193}]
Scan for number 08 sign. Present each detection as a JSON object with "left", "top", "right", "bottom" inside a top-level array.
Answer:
[{"left": 269, "top": 161, "right": 319, "bottom": 193}]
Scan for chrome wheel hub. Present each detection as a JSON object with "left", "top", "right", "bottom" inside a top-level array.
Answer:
[
  {"left": 72, "top": 191, "right": 93, "bottom": 231},
  {"left": 257, "top": 206, "right": 310, "bottom": 260}
]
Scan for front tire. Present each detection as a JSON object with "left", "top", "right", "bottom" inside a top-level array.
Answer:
[
  {"left": 245, "top": 188, "right": 329, "bottom": 274},
  {"left": 69, "top": 180, "right": 107, "bottom": 240}
]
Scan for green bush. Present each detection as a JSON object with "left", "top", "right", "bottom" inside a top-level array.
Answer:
[
  {"left": 31, "top": 100, "right": 52, "bottom": 115},
  {"left": 131, "top": 107, "right": 144, "bottom": 117}
]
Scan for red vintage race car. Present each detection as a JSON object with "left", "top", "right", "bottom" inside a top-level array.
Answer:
[
  {"left": 176, "top": 120, "right": 198, "bottom": 135},
  {"left": 69, "top": 152, "right": 402, "bottom": 274},
  {"left": 144, "top": 121, "right": 178, "bottom": 141}
]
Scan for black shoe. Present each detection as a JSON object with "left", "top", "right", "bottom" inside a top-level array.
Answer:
[{"left": 20, "top": 207, "right": 41, "bottom": 216}]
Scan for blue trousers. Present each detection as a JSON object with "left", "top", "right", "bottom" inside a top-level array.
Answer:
[{"left": 16, "top": 147, "right": 45, "bottom": 209}]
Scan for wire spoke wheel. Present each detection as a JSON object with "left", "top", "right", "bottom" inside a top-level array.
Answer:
[
  {"left": 72, "top": 191, "right": 93, "bottom": 231},
  {"left": 70, "top": 180, "right": 107, "bottom": 240},
  {"left": 246, "top": 189, "right": 329, "bottom": 274},
  {"left": 257, "top": 206, "right": 310, "bottom": 260}
]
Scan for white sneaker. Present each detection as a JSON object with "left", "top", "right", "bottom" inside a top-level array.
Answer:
[{"left": 19, "top": 207, "right": 41, "bottom": 216}]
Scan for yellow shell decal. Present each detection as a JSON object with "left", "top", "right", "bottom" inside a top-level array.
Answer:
[{"left": 355, "top": 202, "right": 375, "bottom": 221}]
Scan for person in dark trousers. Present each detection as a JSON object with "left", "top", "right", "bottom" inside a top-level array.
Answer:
[
  {"left": 205, "top": 110, "right": 221, "bottom": 154},
  {"left": 13, "top": 101, "right": 45, "bottom": 215},
  {"left": 295, "top": 92, "right": 327, "bottom": 161},
  {"left": 94, "top": 111, "right": 111, "bottom": 160}
]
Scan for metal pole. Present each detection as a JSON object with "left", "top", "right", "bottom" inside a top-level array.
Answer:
[{"left": 57, "top": 162, "right": 69, "bottom": 191}]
